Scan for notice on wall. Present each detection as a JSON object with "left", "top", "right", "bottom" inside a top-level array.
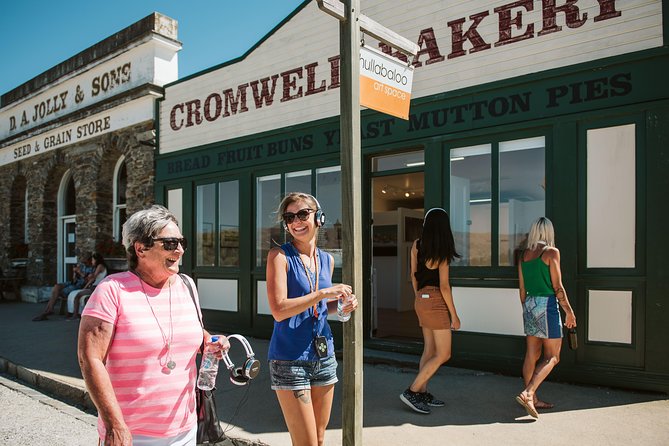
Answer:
[{"left": 359, "top": 45, "right": 414, "bottom": 120}]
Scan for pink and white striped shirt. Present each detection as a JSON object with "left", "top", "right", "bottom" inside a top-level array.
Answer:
[{"left": 82, "top": 271, "right": 203, "bottom": 438}]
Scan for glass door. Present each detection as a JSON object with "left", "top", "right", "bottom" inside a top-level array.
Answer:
[
  {"left": 61, "top": 217, "right": 77, "bottom": 283},
  {"left": 370, "top": 151, "right": 425, "bottom": 341}
]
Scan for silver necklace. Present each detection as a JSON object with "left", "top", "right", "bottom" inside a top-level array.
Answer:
[{"left": 138, "top": 275, "right": 176, "bottom": 370}]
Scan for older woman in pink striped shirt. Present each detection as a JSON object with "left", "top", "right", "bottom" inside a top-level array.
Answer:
[{"left": 78, "top": 205, "right": 230, "bottom": 446}]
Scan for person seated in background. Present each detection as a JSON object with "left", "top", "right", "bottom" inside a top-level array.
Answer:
[
  {"left": 65, "top": 253, "right": 109, "bottom": 320},
  {"left": 32, "top": 252, "right": 94, "bottom": 321}
]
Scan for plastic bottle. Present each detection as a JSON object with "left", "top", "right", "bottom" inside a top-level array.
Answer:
[
  {"left": 197, "top": 336, "right": 220, "bottom": 390},
  {"left": 337, "top": 296, "right": 351, "bottom": 322}
]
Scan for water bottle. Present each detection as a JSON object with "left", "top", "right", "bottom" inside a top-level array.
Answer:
[
  {"left": 197, "top": 336, "right": 220, "bottom": 390},
  {"left": 337, "top": 296, "right": 351, "bottom": 322}
]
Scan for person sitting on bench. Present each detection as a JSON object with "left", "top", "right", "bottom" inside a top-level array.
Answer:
[
  {"left": 65, "top": 253, "right": 108, "bottom": 320},
  {"left": 32, "top": 252, "right": 94, "bottom": 321}
]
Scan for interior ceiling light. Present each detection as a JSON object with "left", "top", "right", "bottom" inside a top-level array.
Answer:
[
  {"left": 450, "top": 156, "right": 465, "bottom": 161},
  {"left": 404, "top": 192, "right": 410, "bottom": 198},
  {"left": 406, "top": 161, "right": 425, "bottom": 167}
]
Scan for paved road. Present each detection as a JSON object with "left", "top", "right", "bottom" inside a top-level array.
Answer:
[
  {"left": 0, "top": 374, "right": 99, "bottom": 446},
  {"left": 2, "top": 302, "right": 669, "bottom": 446}
]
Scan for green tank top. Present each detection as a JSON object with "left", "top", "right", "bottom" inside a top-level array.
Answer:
[{"left": 521, "top": 254, "right": 554, "bottom": 296}]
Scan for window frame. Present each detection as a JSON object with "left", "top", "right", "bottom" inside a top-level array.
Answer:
[
  {"left": 445, "top": 130, "right": 550, "bottom": 279},
  {"left": 254, "top": 163, "right": 343, "bottom": 271}
]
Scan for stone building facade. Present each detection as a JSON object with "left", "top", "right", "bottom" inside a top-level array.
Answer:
[{"left": 0, "top": 13, "right": 181, "bottom": 297}]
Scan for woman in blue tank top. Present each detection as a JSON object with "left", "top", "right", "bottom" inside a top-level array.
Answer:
[{"left": 266, "top": 192, "right": 358, "bottom": 446}]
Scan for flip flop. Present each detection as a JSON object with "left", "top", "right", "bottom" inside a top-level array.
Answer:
[
  {"left": 32, "top": 313, "right": 49, "bottom": 321},
  {"left": 515, "top": 394, "right": 539, "bottom": 418}
]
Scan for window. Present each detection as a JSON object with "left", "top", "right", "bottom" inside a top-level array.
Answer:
[
  {"left": 113, "top": 157, "right": 127, "bottom": 241},
  {"left": 196, "top": 180, "right": 240, "bottom": 267},
  {"left": 450, "top": 136, "right": 545, "bottom": 267},
  {"left": 450, "top": 144, "right": 491, "bottom": 266},
  {"left": 256, "top": 166, "right": 342, "bottom": 267}
]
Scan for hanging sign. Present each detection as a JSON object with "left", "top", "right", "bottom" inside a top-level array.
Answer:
[{"left": 359, "top": 45, "right": 414, "bottom": 120}]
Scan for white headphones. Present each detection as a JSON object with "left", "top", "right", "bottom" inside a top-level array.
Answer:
[
  {"left": 221, "top": 334, "right": 260, "bottom": 386},
  {"left": 283, "top": 193, "right": 326, "bottom": 230},
  {"left": 423, "top": 207, "right": 446, "bottom": 225}
]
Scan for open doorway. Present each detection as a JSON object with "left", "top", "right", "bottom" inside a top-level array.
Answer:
[{"left": 370, "top": 151, "right": 424, "bottom": 341}]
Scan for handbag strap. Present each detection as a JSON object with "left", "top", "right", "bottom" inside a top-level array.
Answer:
[
  {"left": 179, "top": 273, "right": 205, "bottom": 353},
  {"left": 179, "top": 273, "right": 203, "bottom": 329}
]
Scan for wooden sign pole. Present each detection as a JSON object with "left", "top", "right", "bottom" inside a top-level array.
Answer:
[
  {"left": 316, "top": 1, "right": 418, "bottom": 444},
  {"left": 339, "top": 0, "right": 363, "bottom": 444}
]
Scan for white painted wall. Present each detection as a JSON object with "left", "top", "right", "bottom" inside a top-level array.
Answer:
[
  {"left": 588, "top": 289, "right": 633, "bottom": 344},
  {"left": 1, "top": 36, "right": 180, "bottom": 141},
  {"left": 587, "top": 124, "right": 636, "bottom": 268},
  {"left": 197, "top": 278, "right": 238, "bottom": 311},
  {"left": 0, "top": 96, "right": 155, "bottom": 167},
  {"left": 453, "top": 286, "right": 524, "bottom": 336},
  {"left": 159, "top": 0, "right": 662, "bottom": 153}
]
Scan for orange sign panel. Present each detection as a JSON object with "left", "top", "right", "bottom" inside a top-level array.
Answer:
[{"left": 359, "top": 46, "right": 414, "bottom": 120}]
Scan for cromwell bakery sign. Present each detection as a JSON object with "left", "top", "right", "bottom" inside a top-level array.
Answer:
[{"left": 169, "top": 0, "right": 623, "bottom": 132}]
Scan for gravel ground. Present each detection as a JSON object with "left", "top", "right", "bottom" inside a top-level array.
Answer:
[{"left": 0, "top": 374, "right": 99, "bottom": 446}]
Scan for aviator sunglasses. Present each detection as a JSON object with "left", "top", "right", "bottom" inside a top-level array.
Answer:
[
  {"left": 282, "top": 208, "right": 315, "bottom": 225},
  {"left": 152, "top": 237, "right": 187, "bottom": 251}
]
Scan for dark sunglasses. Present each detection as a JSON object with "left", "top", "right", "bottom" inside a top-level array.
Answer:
[
  {"left": 282, "top": 208, "right": 315, "bottom": 225},
  {"left": 153, "top": 237, "right": 187, "bottom": 251}
]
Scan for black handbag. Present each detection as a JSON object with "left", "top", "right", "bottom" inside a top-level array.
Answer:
[
  {"left": 180, "top": 274, "right": 226, "bottom": 445},
  {"left": 196, "top": 387, "right": 225, "bottom": 444}
]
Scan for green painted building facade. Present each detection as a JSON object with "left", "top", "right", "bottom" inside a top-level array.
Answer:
[{"left": 156, "top": 1, "right": 669, "bottom": 392}]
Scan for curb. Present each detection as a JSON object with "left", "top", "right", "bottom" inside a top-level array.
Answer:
[
  {"left": 0, "top": 356, "right": 268, "bottom": 446},
  {"left": 0, "top": 356, "right": 94, "bottom": 411}
]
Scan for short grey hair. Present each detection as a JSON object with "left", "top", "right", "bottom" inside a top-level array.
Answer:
[
  {"left": 526, "top": 217, "right": 555, "bottom": 250},
  {"left": 122, "top": 205, "right": 179, "bottom": 270}
]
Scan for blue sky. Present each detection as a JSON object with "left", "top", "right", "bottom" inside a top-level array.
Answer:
[{"left": 0, "top": 0, "right": 306, "bottom": 96}]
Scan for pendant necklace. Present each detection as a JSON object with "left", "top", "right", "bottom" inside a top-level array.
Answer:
[
  {"left": 295, "top": 243, "right": 319, "bottom": 317},
  {"left": 138, "top": 274, "right": 176, "bottom": 370}
]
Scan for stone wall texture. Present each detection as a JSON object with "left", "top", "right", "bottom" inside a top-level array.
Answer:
[{"left": 0, "top": 121, "right": 155, "bottom": 286}]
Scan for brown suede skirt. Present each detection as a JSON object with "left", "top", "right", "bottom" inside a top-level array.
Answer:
[{"left": 414, "top": 286, "right": 451, "bottom": 330}]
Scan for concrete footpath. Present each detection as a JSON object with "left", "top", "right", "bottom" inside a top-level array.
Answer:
[{"left": 1, "top": 300, "right": 668, "bottom": 446}]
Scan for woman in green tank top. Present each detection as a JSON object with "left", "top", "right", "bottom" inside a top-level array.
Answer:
[{"left": 515, "top": 217, "right": 576, "bottom": 418}]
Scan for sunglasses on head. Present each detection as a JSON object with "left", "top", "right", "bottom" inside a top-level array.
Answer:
[
  {"left": 153, "top": 237, "right": 187, "bottom": 251},
  {"left": 282, "top": 208, "right": 315, "bottom": 225}
]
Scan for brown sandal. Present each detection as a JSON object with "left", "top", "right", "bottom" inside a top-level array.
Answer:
[
  {"left": 515, "top": 393, "right": 539, "bottom": 418},
  {"left": 534, "top": 399, "right": 554, "bottom": 410}
]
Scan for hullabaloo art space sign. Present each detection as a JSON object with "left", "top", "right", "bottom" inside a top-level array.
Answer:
[{"left": 359, "top": 45, "right": 414, "bottom": 120}]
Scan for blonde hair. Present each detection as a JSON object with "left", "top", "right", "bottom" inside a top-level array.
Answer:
[
  {"left": 526, "top": 217, "right": 555, "bottom": 250},
  {"left": 276, "top": 192, "right": 319, "bottom": 223}
]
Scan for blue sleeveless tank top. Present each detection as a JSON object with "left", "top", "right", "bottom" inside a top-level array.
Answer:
[{"left": 268, "top": 243, "right": 334, "bottom": 361}]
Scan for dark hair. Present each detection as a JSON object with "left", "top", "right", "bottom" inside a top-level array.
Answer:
[
  {"left": 91, "top": 252, "right": 107, "bottom": 270},
  {"left": 419, "top": 208, "right": 460, "bottom": 265}
]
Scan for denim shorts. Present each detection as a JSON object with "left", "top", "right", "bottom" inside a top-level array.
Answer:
[{"left": 269, "top": 355, "right": 338, "bottom": 391}]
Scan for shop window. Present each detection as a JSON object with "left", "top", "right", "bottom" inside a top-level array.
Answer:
[
  {"left": 63, "top": 172, "right": 76, "bottom": 216},
  {"left": 450, "top": 144, "right": 492, "bottom": 266},
  {"left": 196, "top": 180, "right": 240, "bottom": 267},
  {"left": 372, "top": 150, "right": 424, "bottom": 172},
  {"left": 113, "top": 157, "right": 127, "bottom": 241},
  {"left": 498, "top": 137, "right": 546, "bottom": 266},
  {"left": 450, "top": 136, "right": 545, "bottom": 268},
  {"left": 256, "top": 166, "right": 342, "bottom": 268},
  {"left": 218, "top": 181, "right": 240, "bottom": 267}
]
